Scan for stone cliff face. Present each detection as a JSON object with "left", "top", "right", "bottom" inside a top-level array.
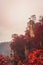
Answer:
[{"left": 0, "top": 42, "right": 11, "bottom": 56}]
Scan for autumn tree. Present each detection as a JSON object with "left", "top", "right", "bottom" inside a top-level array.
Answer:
[
  {"left": 35, "top": 21, "right": 43, "bottom": 49},
  {"left": 10, "top": 15, "right": 43, "bottom": 65},
  {"left": 10, "top": 34, "right": 28, "bottom": 62}
]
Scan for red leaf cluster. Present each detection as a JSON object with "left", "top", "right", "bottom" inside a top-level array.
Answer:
[{"left": 0, "top": 54, "right": 10, "bottom": 65}]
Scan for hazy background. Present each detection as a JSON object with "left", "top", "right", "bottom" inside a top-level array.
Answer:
[{"left": 0, "top": 0, "right": 43, "bottom": 42}]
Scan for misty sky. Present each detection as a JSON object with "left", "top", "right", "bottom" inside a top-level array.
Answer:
[{"left": 0, "top": 0, "right": 43, "bottom": 42}]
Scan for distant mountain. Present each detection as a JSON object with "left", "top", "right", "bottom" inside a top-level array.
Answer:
[{"left": 0, "top": 42, "right": 11, "bottom": 56}]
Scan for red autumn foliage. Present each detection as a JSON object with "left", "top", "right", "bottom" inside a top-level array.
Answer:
[
  {"left": 23, "top": 49, "right": 43, "bottom": 65},
  {"left": 0, "top": 54, "right": 10, "bottom": 65}
]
